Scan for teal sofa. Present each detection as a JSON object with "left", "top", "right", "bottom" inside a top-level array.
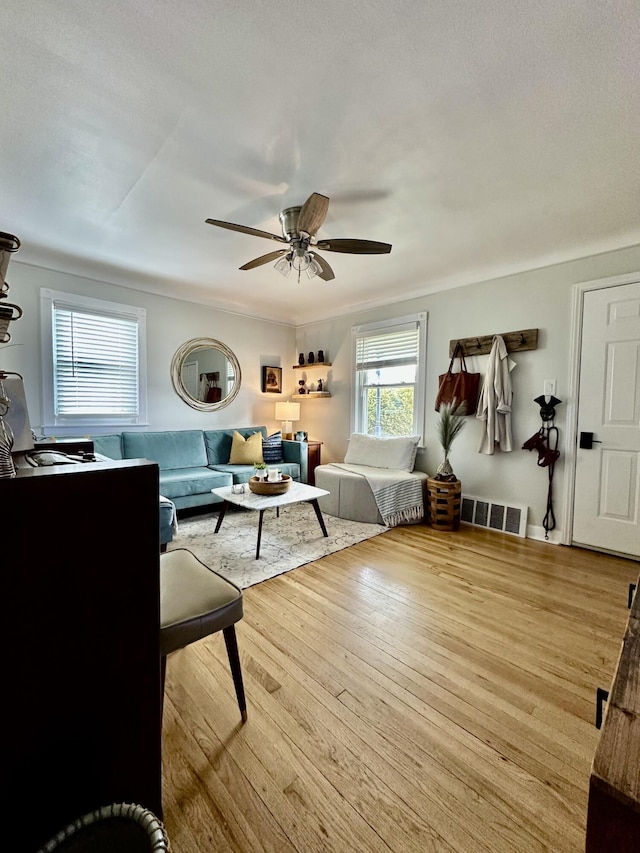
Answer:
[{"left": 91, "top": 426, "right": 308, "bottom": 513}]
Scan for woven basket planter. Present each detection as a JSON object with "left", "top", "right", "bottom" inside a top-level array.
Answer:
[{"left": 427, "top": 477, "right": 461, "bottom": 530}]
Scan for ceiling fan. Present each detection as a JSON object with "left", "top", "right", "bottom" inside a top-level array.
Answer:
[{"left": 205, "top": 192, "right": 391, "bottom": 282}]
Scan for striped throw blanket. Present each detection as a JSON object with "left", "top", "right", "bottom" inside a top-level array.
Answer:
[{"left": 329, "top": 463, "right": 424, "bottom": 527}]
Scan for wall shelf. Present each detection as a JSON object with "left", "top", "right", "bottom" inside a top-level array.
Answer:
[
  {"left": 293, "top": 362, "right": 332, "bottom": 369},
  {"left": 291, "top": 391, "right": 331, "bottom": 399}
]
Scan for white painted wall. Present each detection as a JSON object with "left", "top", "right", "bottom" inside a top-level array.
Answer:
[
  {"left": 4, "top": 262, "right": 296, "bottom": 436},
  {"left": 5, "top": 246, "right": 640, "bottom": 542},
  {"left": 295, "top": 246, "right": 640, "bottom": 542}
]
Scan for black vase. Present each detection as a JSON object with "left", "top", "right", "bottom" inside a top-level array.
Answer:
[
  {"left": 308, "top": 351, "right": 315, "bottom": 364},
  {"left": 298, "top": 352, "right": 305, "bottom": 366},
  {"left": 317, "top": 350, "right": 325, "bottom": 363}
]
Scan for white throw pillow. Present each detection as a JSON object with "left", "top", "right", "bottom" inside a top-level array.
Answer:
[{"left": 344, "top": 433, "right": 420, "bottom": 472}]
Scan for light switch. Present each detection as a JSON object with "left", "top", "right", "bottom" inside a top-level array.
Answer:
[{"left": 543, "top": 379, "right": 557, "bottom": 398}]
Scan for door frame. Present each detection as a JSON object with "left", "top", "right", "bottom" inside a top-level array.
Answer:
[{"left": 563, "top": 271, "right": 640, "bottom": 548}]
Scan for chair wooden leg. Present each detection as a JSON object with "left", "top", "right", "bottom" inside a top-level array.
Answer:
[{"left": 223, "top": 625, "right": 247, "bottom": 722}]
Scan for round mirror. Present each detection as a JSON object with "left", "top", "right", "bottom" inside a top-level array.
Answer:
[{"left": 171, "top": 337, "right": 241, "bottom": 411}]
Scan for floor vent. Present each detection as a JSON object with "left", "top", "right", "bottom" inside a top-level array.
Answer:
[{"left": 461, "top": 494, "right": 528, "bottom": 538}]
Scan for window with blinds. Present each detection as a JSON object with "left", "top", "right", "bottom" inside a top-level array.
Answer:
[
  {"left": 352, "top": 312, "right": 427, "bottom": 438},
  {"left": 41, "top": 289, "right": 147, "bottom": 431}
]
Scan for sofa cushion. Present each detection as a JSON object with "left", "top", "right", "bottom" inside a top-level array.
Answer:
[
  {"left": 344, "top": 433, "right": 421, "bottom": 472},
  {"left": 123, "top": 430, "right": 208, "bottom": 470},
  {"left": 159, "top": 467, "right": 231, "bottom": 500},
  {"left": 210, "top": 461, "right": 300, "bottom": 483},
  {"left": 275, "top": 461, "right": 300, "bottom": 481},
  {"left": 204, "top": 427, "right": 267, "bottom": 465},
  {"left": 91, "top": 433, "right": 124, "bottom": 459},
  {"left": 228, "top": 430, "right": 264, "bottom": 465},
  {"left": 159, "top": 496, "right": 177, "bottom": 546},
  {"left": 262, "top": 431, "right": 284, "bottom": 464},
  {"left": 208, "top": 464, "right": 257, "bottom": 484}
]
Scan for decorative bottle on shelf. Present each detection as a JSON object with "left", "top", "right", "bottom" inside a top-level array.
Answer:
[
  {"left": 317, "top": 350, "right": 325, "bottom": 363},
  {"left": 298, "top": 379, "right": 307, "bottom": 395},
  {"left": 317, "top": 379, "right": 324, "bottom": 392},
  {"left": 298, "top": 353, "right": 305, "bottom": 366},
  {"left": 308, "top": 351, "right": 315, "bottom": 364}
]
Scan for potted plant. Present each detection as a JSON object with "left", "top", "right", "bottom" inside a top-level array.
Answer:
[
  {"left": 254, "top": 461, "right": 268, "bottom": 480},
  {"left": 435, "top": 402, "right": 465, "bottom": 481}
]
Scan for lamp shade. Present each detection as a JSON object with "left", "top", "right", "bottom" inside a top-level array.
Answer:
[{"left": 275, "top": 401, "right": 300, "bottom": 422}]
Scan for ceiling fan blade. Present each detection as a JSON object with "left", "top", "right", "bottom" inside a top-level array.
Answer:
[
  {"left": 205, "top": 218, "right": 287, "bottom": 243},
  {"left": 315, "top": 238, "right": 392, "bottom": 255},
  {"left": 239, "top": 249, "right": 288, "bottom": 271},
  {"left": 311, "top": 252, "right": 335, "bottom": 282},
  {"left": 297, "top": 193, "right": 330, "bottom": 236}
]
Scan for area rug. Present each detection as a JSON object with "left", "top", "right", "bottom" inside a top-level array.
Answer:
[{"left": 167, "top": 503, "right": 389, "bottom": 589}]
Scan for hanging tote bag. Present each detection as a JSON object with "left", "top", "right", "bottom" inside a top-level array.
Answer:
[{"left": 435, "top": 342, "right": 481, "bottom": 415}]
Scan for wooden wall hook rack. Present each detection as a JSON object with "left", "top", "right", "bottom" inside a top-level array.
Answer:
[{"left": 449, "top": 328, "right": 538, "bottom": 357}]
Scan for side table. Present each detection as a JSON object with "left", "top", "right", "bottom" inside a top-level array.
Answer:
[
  {"left": 305, "top": 440, "right": 323, "bottom": 486},
  {"left": 426, "top": 477, "right": 461, "bottom": 530}
]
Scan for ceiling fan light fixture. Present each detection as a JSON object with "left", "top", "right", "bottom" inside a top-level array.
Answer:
[
  {"left": 274, "top": 254, "right": 292, "bottom": 277},
  {"left": 291, "top": 246, "right": 310, "bottom": 272},
  {"left": 306, "top": 256, "right": 322, "bottom": 279}
]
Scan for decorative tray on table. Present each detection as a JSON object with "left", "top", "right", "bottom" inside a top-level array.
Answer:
[{"left": 248, "top": 474, "right": 292, "bottom": 496}]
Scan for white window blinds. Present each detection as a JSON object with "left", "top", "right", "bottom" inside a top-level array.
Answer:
[
  {"left": 53, "top": 306, "right": 139, "bottom": 415},
  {"left": 41, "top": 288, "right": 147, "bottom": 432},
  {"left": 355, "top": 322, "right": 420, "bottom": 371}
]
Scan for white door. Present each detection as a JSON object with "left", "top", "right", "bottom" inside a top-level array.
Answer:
[
  {"left": 572, "top": 281, "right": 640, "bottom": 558},
  {"left": 183, "top": 360, "right": 199, "bottom": 400}
]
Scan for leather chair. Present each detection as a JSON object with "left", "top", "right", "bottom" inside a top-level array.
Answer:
[{"left": 159, "top": 549, "right": 247, "bottom": 722}]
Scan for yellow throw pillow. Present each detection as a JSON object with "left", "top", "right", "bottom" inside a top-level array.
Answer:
[{"left": 228, "top": 430, "right": 264, "bottom": 465}]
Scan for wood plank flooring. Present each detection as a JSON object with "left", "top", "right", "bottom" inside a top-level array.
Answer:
[{"left": 161, "top": 524, "right": 638, "bottom": 852}]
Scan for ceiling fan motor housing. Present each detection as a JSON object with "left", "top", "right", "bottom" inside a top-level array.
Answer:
[{"left": 279, "top": 206, "right": 302, "bottom": 239}]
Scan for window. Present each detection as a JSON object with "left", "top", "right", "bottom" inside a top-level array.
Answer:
[
  {"left": 352, "top": 312, "right": 427, "bottom": 438},
  {"left": 41, "top": 289, "right": 147, "bottom": 433}
]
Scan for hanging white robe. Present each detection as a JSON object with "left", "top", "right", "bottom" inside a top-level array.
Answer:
[{"left": 477, "top": 335, "right": 515, "bottom": 454}]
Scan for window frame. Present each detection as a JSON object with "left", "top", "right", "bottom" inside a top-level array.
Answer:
[
  {"left": 40, "top": 288, "right": 148, "bottom": 435},
  {"left": 351, "top": 312, "right": 427, "bottom": 440}
]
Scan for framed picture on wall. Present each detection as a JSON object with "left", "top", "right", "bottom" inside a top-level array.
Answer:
[{"left": 262, "top": 366, "right": 282, "bottom": 393}]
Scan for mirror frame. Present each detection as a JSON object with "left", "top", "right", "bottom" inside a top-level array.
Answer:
[{"left": 170, "top": 337, "right": 241, "bottom": 412}]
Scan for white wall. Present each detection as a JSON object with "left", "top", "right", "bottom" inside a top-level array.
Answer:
[
  {"left": 295, "top": 245, "right": 640, "bottom": 542},
  {"left": 4, "top": 262, "right": 296, "bottom": 435},
  {"left": 5, "top": 246, "right": 640, "bottom": 542}
]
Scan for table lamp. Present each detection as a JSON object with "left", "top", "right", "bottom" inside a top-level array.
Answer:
[{"left": 275, "top": 401, "right": 300, "bottom": 440}]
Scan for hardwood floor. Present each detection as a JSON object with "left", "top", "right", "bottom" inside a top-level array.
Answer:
[{"left": 161, "top": 524, "right": 638, "bottom": 852}]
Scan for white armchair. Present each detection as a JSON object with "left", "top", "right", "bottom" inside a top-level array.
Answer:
[{"left": 314, "top": 434, "right": 427, "bottom": 526}]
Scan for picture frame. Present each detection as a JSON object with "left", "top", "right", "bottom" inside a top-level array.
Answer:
[{"left": 262, "top": 365, "right": 282, "bottom": 394}]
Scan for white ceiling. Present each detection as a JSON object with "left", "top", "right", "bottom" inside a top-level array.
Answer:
[{"left": 2, "top": 1, "right": 639, "bottom": 325}]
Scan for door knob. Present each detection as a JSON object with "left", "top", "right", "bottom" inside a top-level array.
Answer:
[{"left": 579, "top": 431, "right": 602, "bottom": 449}]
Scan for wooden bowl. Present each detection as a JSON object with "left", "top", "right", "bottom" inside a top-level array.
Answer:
[{"left": 248, "top": 474, "right": 292, "bottom": 496}]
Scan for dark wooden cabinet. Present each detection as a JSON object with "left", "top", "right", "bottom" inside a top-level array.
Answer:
[
  {"left": 306, "top": 440, "right": 322, "bottom": 486},
  {"left": 1, "top": 459, "right": 162, "bottom": 851}
]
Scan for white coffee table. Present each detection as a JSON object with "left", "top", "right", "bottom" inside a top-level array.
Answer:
[{"left": 211, "top": 480, "right": 330, "bottom": 559}]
